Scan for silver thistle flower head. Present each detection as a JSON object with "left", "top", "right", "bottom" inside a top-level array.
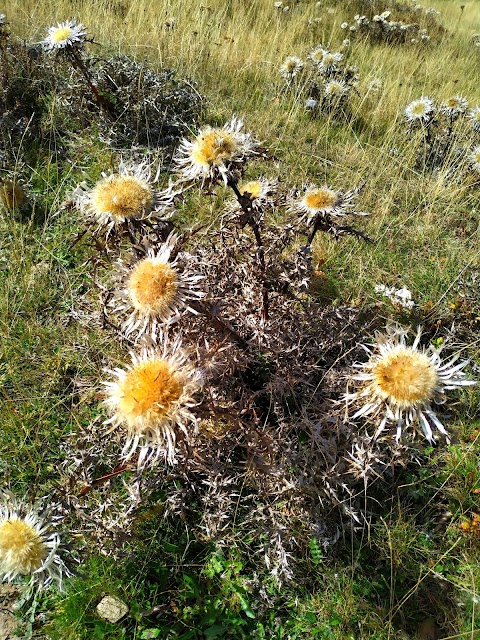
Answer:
[
  {"left": 42, "top": 19, "right": 87, "bottom": 52},
  {"left": 0, "top": 492, "right": 69, "bottom": 591},
  {"left": 345, "top": 326, "right": 476, "bottom": 443},
  {"left": 405, "top": 96, "right": 435, "bottom": 123},
  {"left": 174, "top": 116, "right": 258, "bottom": 186},
  {"left": 109, "top": 233, "right": 205, "bottom": 340},
  {"left": 280, "top": 56, "right": 304, "bottom": 79},
  {"left": 292, "top": 182, "right": 368, "bottom": 224},
  {"left": 73, "top": 159, "right": 171, "bottom": 238},
  {"left": 102, "top": 335, "right": 202, "bottom": 467}
]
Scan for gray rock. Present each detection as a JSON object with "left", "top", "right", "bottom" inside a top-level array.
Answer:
[{"left": 96, "top": 595, "right": 129, "bottom": 623}]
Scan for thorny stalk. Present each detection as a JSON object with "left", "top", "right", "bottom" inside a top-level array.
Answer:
[
  {"left": 307, "top": 213, "right": 373, "bottom": 246},
  {"left": 66, "top": 48, "right": 115, "bottom": 118},
  {"left": 189, "top": 300, "right": 251, "bottom": 350},
  {"left": 227, "top": 178, "right": 270, "bottom": 322}
]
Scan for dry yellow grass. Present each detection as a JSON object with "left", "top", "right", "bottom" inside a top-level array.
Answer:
[{"left": 3, "top": 0, "right": 480, "bottom": 121}]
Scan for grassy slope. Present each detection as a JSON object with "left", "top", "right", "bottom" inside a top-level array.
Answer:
[
  {"left": 0, "top": 0, "right": 480, "bottom": 638},
  {"left": 5, "top": 0, "right": 480, "bottom": 309}
]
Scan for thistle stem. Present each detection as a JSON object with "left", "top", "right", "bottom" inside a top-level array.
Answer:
[
  {"left": 67, "top": 49, "right": 115, "bottom": 118},
  {"left": 227, "top": 178, "right": 269, "bottom": 322},
  {"left": 307, "top": 214, "right": 373, "bottom": 245}
]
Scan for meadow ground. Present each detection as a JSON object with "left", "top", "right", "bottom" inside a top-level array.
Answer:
[{"left": 0, "top": 0, "right": 479, "bottom": 638}]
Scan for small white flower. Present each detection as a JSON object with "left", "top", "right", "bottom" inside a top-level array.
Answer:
[
  {"left": 42, "top": 19, "right": 87, "bottom": 52},
  {"left": 375, "top": 285, "right": 415, "bottom": 309},
  {"left": 305, "top": 97, "right": 318, "bottom": 110},
  {"left": 405, "top": 96, "right": 435, "bottom": 123},
  {"left": 280, "top": 55, "right": 304, "bottom": 79}
]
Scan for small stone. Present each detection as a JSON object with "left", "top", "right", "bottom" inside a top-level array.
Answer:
[{"left": 96, "top": 595, "right": 129, "bottom": 623}]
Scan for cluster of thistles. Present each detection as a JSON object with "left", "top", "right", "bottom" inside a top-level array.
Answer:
[
  {"left": 280, "top": 44, "right": 358, "bottom": 117},
  {"left": 403, "top": 95, "right": 480, "bottom": 173}
]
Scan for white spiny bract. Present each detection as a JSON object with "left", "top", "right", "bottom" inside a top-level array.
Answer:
[
  {"left": 173, "top": 117, "right": 257, "bottom": 186},
  {"left": 42, "top": 20, "right": 87, "bottom": 51},
  {"left": 346, "top": 326, "right": 476, "bottom": 443},
  {"left": 0, "top": 493, "right": 68, "bottom": 591}
]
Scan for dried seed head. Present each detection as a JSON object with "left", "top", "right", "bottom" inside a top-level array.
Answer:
[
  {"left": 370, "top": 348, "right": 438, "bottom": 407},
  {"left": 127, "top": 259, "right": 179, "bottom": 315},
  {"left": 90, "top": 175, "right": 154, "bottom": 222},
  {"left": 0, "top": 180, "right": 25, "bottom": 210},
  {"left": 117, "top": 359, "right": 183, "bottom": 426},
  {"left": 0, "top": 519, "right": 47, "bottom": 575}
]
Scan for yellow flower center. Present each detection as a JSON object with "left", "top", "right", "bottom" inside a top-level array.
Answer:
[
  {"left": 91, "top": 175, "right": 154, "bottom": 221},
  {"left": 191, "top": 130, "right": 237, "bottom": 168},
  {"left": 322, "top": 53, "right": 336, "bottom": 66},
  {"left": 51, "top": 27, "right": 72, "bottom": 42},
  {"left": 0, "top": 181, "right": 25, "bottom": 210},
  {"left": 446, "top": 98, "right": 460, "bottom": 108},
  {"left": 240, "top": 181, "right": 262, "bottom": 199},
  {"left": 371, "top": 349, "right": 438, "bottom": 406},
  {"left": 0, "top": 519, "right": 47, "bottom": 575},
  {"left": 411, "top": 103, "right": 427, "bottom": 115},
  {"left": 311, "top": 50, "right": 324, "bottom": 62},
  {"left": 303, "top": 188, "right": 337, "bottom": 211},
  {"left": 127, "top": 259, "right": 178, "bottom": 315},
  {"left": 326, "top": 82, "right": 343, "bottom": 95},
  {"left": 118, "top": 360, "right": 183, "bottom": 424}
]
